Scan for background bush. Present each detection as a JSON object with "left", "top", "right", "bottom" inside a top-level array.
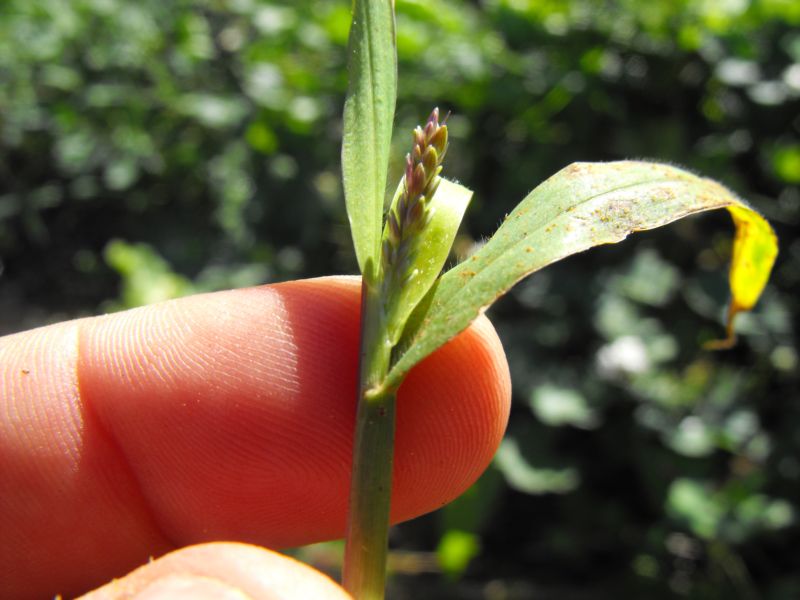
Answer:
[{"left": 1, "top": 0, "right": 799, "bottom": 597}]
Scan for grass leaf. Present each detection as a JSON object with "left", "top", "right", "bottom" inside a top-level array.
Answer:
[
  {"left": 342, "top": 0, "right": 398, "bottom": 281},
  {"left": 386, "top": 161, "right": 778, "bottom": 388}
]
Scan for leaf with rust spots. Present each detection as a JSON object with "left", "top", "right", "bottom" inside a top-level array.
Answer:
[{"left": 385, "top": 160, "right": 778, "bottom": 389}]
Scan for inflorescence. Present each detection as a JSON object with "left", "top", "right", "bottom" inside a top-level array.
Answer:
[{"left": 381, "top": 108, "right": 449, "bottom": 290}]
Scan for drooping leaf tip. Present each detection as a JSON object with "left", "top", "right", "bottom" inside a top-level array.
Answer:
[{"left": 703, "top": 301, "right": 744, "bottom": 351}]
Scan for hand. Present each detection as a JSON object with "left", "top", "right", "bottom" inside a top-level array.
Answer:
[{"left": 0, "top": 276, "right": 510, "bottom": 599}]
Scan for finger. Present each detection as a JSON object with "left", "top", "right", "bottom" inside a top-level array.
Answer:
[
  {"left": 80, "top": 542, "right": 351, "bottom": 600},
  {"left": 0, "top": 276, "right": 510, "bottom": 599}
]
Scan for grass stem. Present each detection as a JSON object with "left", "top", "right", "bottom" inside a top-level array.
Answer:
[{"left": 343, "top": 277, "right": 395, "bottom": 600}]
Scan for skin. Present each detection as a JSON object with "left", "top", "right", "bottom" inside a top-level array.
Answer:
[{"left": 0, "top": 276, "right": 511, "bottom": 599}]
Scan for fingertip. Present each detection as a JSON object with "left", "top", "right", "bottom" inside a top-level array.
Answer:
[
  {"left": 392, "top": 312, "right": 511, "bottom": 521},
  {"left": 2, "top": 275, "right": 511, "bottom": 599},
  {"left": 80, "top": 542, "right": 351, "bottom": 600},
  {"left": 78, "top": 275, "right": 511, "bottom": 539},
  {"left": 78, "top": 278, "right": 364, "bottom": 547}
]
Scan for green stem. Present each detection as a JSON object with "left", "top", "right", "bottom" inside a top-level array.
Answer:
[{"left": 343, "top": 277, "right": 395, "bottom": 600}]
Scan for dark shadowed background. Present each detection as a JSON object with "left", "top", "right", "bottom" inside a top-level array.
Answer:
[{"left": 1, "top": 0, "right": 799, "bottom": 597}]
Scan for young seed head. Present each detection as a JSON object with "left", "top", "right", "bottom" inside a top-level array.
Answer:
[{"left": 382, "top": 107, "right": 451, "bottom": 295}]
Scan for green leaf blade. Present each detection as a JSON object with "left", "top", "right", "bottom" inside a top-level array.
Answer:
[
  {"left": 342, "top": 0, "right": 398, "bottom": 281},
  {"left": 387, "top": 161, "right": 778, "bottom": 387}
]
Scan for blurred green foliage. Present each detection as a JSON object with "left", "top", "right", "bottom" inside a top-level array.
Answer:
[{"left": 1, "top": 0, "right": 799, "bottom": 597}]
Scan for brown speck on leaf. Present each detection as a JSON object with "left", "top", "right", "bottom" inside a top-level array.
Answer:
[{"left": 21, "top": 369, "right": 30, "bottom": 375}]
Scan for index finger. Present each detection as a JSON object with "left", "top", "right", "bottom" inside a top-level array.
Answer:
[{"left": 0, "top": 276, "right": 510, "bottom": 599}]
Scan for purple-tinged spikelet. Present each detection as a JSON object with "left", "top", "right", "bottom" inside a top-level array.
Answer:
[{"left": 382, "top": 108, "right": 449, "bottom": 292}]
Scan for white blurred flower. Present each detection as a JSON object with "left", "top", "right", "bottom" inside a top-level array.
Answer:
[{"left": 596, "top": 335, "right": 650, "bottom": 378}]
